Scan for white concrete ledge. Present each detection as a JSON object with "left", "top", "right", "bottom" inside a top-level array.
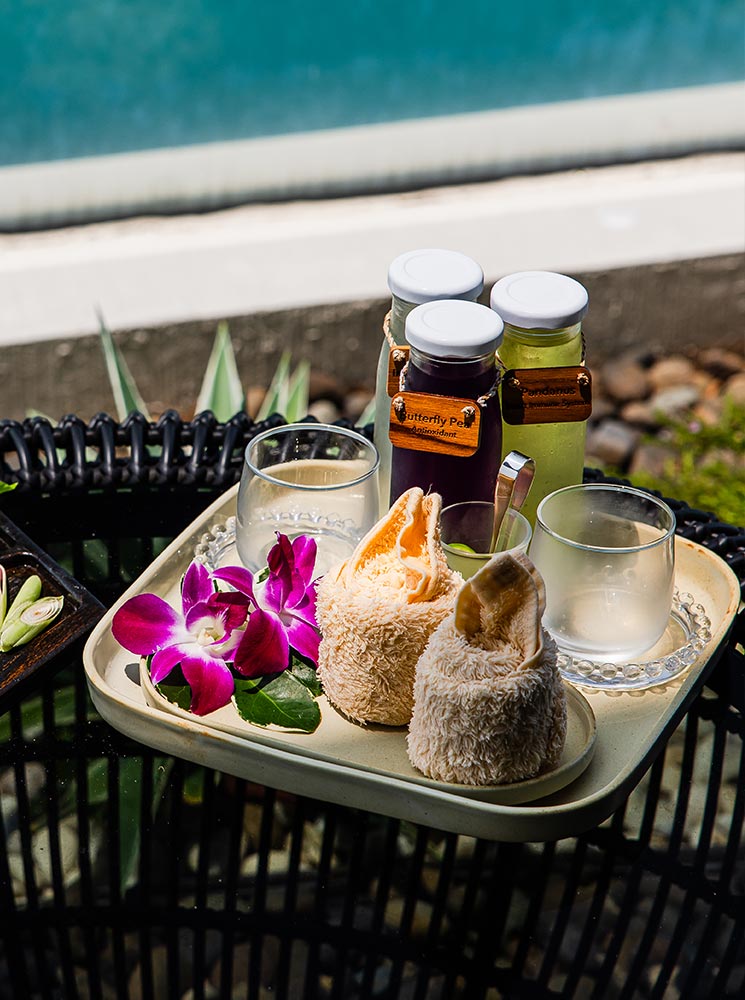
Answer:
[
  {"left": 1, "top": 83, "right": 743, "bottom": 230},
  {"left": 0, "top": 152, "right": 743, "bottom": 348}
]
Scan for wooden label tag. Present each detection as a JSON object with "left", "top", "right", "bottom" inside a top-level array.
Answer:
[
  {"left": 389, "top": 391, "right": 481, "bottom": 456},
  {"left": 502, "top": 366, "right": 592, "bottom": 425},
  {"left": 386, "top": 346, "right": 411, "bottom": 396}
]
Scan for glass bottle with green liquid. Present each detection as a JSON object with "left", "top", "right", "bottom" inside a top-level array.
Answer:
[
  {"left": 374, "top": 249, "right": 483, "bottom": 515},
  {"left": 489, "top": 271, "right": 591, "bottom": 525}
]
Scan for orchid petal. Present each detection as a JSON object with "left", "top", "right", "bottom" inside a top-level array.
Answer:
[
  {"left": 291, "top": 535, "right": 317, "bottom": 586},
  {"left": 181, "top": 562, "right": 214, "bottom": 616},
  {"left": 212, "top": 566, "right": 256, "bottom": 604},
  {"left": 150, "top": 645, "right": 186, "bottom": 684},
  {"left": 291, "top": 587, "right": 318, "bottom": 629},
  {"left": 211, "top": 629, "right": 244, "bottom": 659},
  {"left": 184, "top": 602, "right": 219, "bottom": 634},
  {"left": 180, "top": 655, "right": 235, "bottom": 716},
  {"left": 112, "top": 595, "right": 183, "bottom": 655},
  {"left": 285, "top": 615, "right": 321, "bottom": 665},
  {"left": 233, "top": 609, "right": 289, "bottom": 678},
  {"left": 264, "top": 533, "right": 296, "bottom": 609},
  {"left": 206, "top": 591, "right": 249, "bottom": 630}
]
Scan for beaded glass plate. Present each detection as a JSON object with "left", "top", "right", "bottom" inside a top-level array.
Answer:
[
  {"left": 193, "top": 515, "right": 240, "bottom": 571},
  {"left": 554, "top": 591, "right": 712, "bottom": 691}
]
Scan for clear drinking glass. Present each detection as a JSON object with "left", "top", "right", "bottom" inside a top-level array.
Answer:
[
  {"left": 529, "top": 484, "right": 676, "bottom": 664},
  {"left": 236, "top": 424, "right": 380, "bottom": 576},
  {"left": 440, "top": 501, "right": 532, "bottom": 580}
]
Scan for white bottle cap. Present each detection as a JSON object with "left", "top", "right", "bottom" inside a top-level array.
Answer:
[
  {"left": 405, "top": 300, "right": 503, "bottom": 358},
  {"left": 489, "top": 271, "right": 589, "bottom": 329},
  {"left": 388, "top": 249, "right": 484, "bottom": 304}
]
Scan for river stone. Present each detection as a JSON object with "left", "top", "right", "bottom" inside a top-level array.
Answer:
[
  {"left": 697, "top": 347, "right": 745, "bottom": 379},
  {"left": 724, "top": 372, "right": 745, "bottom": 405},
  {"left": 601, "top": 356, "right": 651, "bottom": 402},
  {"left": 649, "top": 384, "right": 700, "bottom": 417},
  {"left": 585, "top": 420, "right": 641, "bottom": 467},
  {"left": 307, "top": 398, "right": 341, "bottom": 423},
  {"left": 620, "top": 400, "right": 658, "bottom": 427},
  {"left": 629, "top": 443, "right": 677, "bottom": 478},
  {"left": 648, "top": 356, "right": 697, "bottom": 390}
]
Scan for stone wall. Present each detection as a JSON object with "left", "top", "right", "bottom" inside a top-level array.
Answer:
[{"left": 2, "top": 253, "right": 743, "bottom": 422}]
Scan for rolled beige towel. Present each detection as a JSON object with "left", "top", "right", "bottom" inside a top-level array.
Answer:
[
  {"left": 316, "top": 488, "right": 460, "bottom": 726},
  {"left": 407, "top": 551, "right": 566, "bottom": 785}
]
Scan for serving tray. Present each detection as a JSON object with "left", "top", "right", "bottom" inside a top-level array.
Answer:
[{"left": 83, "top": 485, "right": 741, "bottom": 842}]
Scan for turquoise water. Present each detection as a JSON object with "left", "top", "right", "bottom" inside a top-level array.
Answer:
[{"left": 1, "top": 0, "right": 743, "bottom": 166}]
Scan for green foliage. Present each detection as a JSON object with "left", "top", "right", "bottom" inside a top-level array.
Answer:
[
  {"left": 194, "top": 321, "right": 245, "bottom": 421},
  {"left": 97, "top": 311, "right": 152, "bottom": 421},
  {"left": 255, "top": 349, "right": 311, "bottom": 423},
  {"left": 0, "top": 481, "right": 17, "bottom": 494},
  {"left": 95, "top": 318, "right": 312, "bottom": 423},
  {"left": 232, "top": 672, "right": 321, "bottom": 732},
  {"left": 625, "top": 401, "right": 745, "bottom": 528}
]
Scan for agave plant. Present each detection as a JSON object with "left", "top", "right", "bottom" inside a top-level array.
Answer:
[{"left": 96, "top": 314, "right": 311, "bottom": 424}]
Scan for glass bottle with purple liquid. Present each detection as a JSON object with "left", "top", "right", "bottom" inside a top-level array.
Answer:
[{"left": 390, "top": 300, "right": 504, "bottom": 508}]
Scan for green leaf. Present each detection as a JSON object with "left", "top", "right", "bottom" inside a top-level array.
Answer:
[
  {"left": 290, "top": 656, "right": 323, "bottom": 697},
  {"left": 285, "top": 359, "right": 310, "bottom": 422},
  {"left": 232, "top": 672, "right": 321, "bottom": 732},
  {"left": 194, "top": 321, "right": 245, "bottom": 422},
  {"left": 255, "top": 350, "right": 292, "bottom": 421},
  {"left": 0, "top": 481, "right": 17, "bottom": 495},
  {"left": 155, "top": 679, "right": 192, "bottom": 712},
  {"left": 97, "top": 310, "right": 152, "bottom": 421}
]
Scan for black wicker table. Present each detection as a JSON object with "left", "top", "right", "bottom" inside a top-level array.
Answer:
[{"left": 1, "top": 413, "right": 743, "bottom": 1000}]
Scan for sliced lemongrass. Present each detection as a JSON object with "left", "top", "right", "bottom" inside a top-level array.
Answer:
[
  {"left": 0, "top": 596, "right": 64, "bottom": 651},
  {"left": 4, "top": 574, "right": 43, "bottom": 627}
]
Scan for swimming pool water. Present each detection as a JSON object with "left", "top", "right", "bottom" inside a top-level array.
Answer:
[{"left": 2, "top": 0, "right": 743, "bottom": 166}]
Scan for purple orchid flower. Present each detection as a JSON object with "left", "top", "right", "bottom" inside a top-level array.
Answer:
[
  {"left": 112, "top": 561, "right": 249, "bottom": 716},
  {"left": 213, "top": 533, "right": 320, "bottom": 678}
]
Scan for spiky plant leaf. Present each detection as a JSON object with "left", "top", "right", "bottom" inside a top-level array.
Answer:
[
  {"left": 97, "top": 311, "right": 151, "bottom": 421},
  {"left": 194, "top": 322, "right": 245, "bottom": 421},
  {"left": 255, "top": 350, "right": 292, "bottom": 421},
  {"left": 285, "top": 360, "right": 311, "bottom": 422}
]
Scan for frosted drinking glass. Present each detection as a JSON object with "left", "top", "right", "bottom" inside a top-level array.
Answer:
[
  {"left": 529, "top": 484, "right": 676, "bottom": 663},
  {"left": 440, "top": 502, "right": 532, "bottom": 580},
  {"left": 236, "top": 424, "right": 379, "bottom": 577}
]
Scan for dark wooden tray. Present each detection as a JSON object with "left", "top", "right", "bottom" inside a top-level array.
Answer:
[{"left": 0, "top": 510, "right": 104, "bottom": 712}]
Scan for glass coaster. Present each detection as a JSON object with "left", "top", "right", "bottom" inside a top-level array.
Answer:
[{"left": 555, "top": 590, "right": 712, "bottom": 691}]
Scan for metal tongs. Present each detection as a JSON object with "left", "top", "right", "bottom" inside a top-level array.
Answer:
[{"left": 489, "top": 451, "right": 536, "bottom": 553}]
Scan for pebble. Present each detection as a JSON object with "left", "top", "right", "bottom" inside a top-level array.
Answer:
[
  {"left": 697, "top": 347, "right": 745, "bottom": 380},
  {"left": 601, "top": 356, "right": 651, "bottom": 402},
  {"left": 724, "top": 371, "right": 745, "bottom": 405},
  {"left": 648, "top": 384, "right": 701, "bottom": 417},
  {"left": 585, "top": 419, "right": 641, "bottom": 467},
  {"left": 628, "top": 442, "right": 677, "bottom": 478},
  {"left": 585, "top": 345, "right": 744, "bottom": 481},
  {"left": 619, "top": 400, "right": 658, "bottom": 428},
  {"left": 647, "top": 355, "right": 697, "bottom": 390},
  {"left": 307, "top": 399, "right": 341, "bottom": 424}
]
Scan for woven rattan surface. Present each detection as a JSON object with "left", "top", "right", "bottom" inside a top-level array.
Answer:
[{"left": 0, "top": 413, "right": 743, "bottom": 999}]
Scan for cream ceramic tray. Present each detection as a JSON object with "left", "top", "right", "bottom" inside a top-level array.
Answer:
[{"left": 83, "top": 484, "right": 741, "bottom": 843}]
